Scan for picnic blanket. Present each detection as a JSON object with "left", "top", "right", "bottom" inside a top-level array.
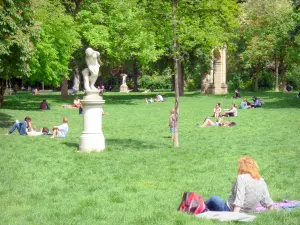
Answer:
[
  {"left": 196, "top": 200, "right": 300, "bottom": 222},
  {"left": 256, "top": 200, "right": 300, "bottom": 212},
  {"left": 196, "top": 211, "right": 256, "bottom": 222}
]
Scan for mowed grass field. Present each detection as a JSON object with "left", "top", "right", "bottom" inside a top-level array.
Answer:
[{"left": 0, "top": 91, "right": 300, "bottom": 225}]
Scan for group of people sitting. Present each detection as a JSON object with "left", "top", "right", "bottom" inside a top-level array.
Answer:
[
  {"left": 145, "top": 94, "right": 164, "bottom": 103},
  {"left": 200, "top": 91, "right": 264, "bottom": 128},
  {"left": 6, "top": 116, "right": 69, "bottom": 138},
  {"left": 214, "top": 103, "right": 238, "bottom": 118},
  {"left": 240, "top": 96, "right": 263, "bottom": 109}
]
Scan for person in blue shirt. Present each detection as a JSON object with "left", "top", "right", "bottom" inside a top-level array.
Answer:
[
  {"left": 251, "top": 96, "right": 262, "bottom": 108},
  {"left": 6, "top": 116, "right": 32, "bottom": 135}
]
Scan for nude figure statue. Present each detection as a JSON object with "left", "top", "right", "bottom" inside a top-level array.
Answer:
[{"left": 82, "top": 48, "right": 100, "bottom": 91}]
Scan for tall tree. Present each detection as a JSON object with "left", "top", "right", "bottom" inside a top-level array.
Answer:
[
  {"left": 76, "top": 0, "right": 164, "bottom": 90},
  {"left": 0, "top": 0, "right": 39, "bottom": 105},
  {"left": 29, "top": 0, "right": 81, "bottom": 94},
  {"left": 240, "top": 0, "right": 295, "bottom": 91}
]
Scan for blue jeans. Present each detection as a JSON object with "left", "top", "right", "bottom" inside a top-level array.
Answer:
[
  {"left": 205, "top": 196, "right": 231, "bottom": 211},
  {"left": 9, "top": 121, "right": 27, "bottom": 135}
]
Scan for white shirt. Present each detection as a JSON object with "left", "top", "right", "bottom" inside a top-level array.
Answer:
[{"left": 57, "top": 123, "right": 69, "bottom": 137}]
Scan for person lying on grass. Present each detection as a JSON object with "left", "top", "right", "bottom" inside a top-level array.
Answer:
[
  {"left": 222, "top": 104, "right": 238, "bottom": 117},
  {"left": 6, "top": 116, "right": 32, "bottom": 135},
  {"left": 50, "top": 117, "right": 69, "bottom": 138},
  {"left": 27, "top": 126, "right": 51, "bottom": 136},
  {"left": 200, "top": 118, "right": 236, "bottom": 127},
  {"left": 205, "top": 156, "right": 274, "bottom": 213}
]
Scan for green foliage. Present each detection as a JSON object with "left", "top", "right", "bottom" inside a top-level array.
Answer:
[
  {"left": 29, "top": 0, "right": 81, "bottom": 86},
  {"left": 286, "top": 65, "right": 300, "bottom": 88},
  {"left": 1, "top": 91, "right": 300, "bottom": 224},
  {"left": 185, "top": 78, "right": 199, "bottom": 91},
  {"left": 0, "top": 0, "right": 39, "bottom": 79},
  {"left": 138, "top": 73, "right": 172, "bottom": 90},
  {"left": 239, "top": 0, "right": 296, "bottom": 88},
  {"left": 77, "top": 0, "right": 164, "bottom": 69}
]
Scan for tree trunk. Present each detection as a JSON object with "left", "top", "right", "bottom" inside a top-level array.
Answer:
[
  {"left": 172, "top": 0, "right": 179, "bottom": 148},
  {"left": 133, "top": 61, "right": 139, "bottom": 92},
  {"left": 274, "top": 55, "right": 279, "bottom": 92},
  {"left": 0, "top": 78, "right": 6, "bottom": 105},
  {"left": 41, "top": 82, "right": 45, "bottom": 90},
  {"left": 171, "top": 75, "right": 175, "bottom": 91},
  {"left": 178, "top": 61, "right": 184, "bottom": 96},
  {"left": 280, "top": 53, "right": 287, "bottom": 92},
  {"left": 253, "top": 66, "right": 259, "bottom": 92},
  {"left": 61, "top": 75, "right": 69, "bottom": 99}
]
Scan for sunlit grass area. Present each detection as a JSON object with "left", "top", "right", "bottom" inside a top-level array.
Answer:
[{"left": 0, "top": 91, "right": 300, "bottom": 224}]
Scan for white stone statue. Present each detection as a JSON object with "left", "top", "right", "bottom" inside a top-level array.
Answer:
[
  {"left": 120, "top": 73, "right": 129, "bottom": 92},
  {"left": 82, "top": 48, "right": 100, "bottom": 91},
  {"left": 122, "top": 74, "right": 127, "bottom": 85}
]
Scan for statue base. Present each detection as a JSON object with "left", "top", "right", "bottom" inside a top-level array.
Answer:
[
  {"left": 79, "top": 90, "right": 106, "bottom": 152},
  {"left": 120, "top": 84, "right": 128, "bottom": 93}
]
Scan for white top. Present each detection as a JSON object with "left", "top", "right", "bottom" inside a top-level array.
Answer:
[
  {"left": 229, "top": 107, "right": 238, "bottom": 116},
  {"left": 57, "top": 123, "right": 69, "bottom": 137},
  {"left": 157, "top": 95, "right": 164, "bottom": 102},
  {"left": 74, "top": 99, "right": 80, "bottom": 104}
]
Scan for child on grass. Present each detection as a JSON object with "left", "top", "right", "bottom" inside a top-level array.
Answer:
[{"left": 169, "top": 108, "right": 175, "bottom": 140}]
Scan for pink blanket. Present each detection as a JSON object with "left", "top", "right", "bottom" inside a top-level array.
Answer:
[{"left": 256, "top": 200, "right": 300, "bottom": 212}]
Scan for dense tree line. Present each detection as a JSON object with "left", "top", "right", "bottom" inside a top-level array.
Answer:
[{"left": 0, "top": 0, "right": 299, "bottom": 104}]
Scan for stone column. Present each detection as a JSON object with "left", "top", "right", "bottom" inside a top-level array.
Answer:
[{"left": 79, "top": 90, "right": 105, "bottom": 152}]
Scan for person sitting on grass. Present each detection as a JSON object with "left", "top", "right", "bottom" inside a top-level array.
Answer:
[
  {"left": 233, "top": 89, "right": 241, "bottom": 98},
  {"left": 213, "top": 103, "right": 222, "bottom": 118},
  {"left": 50, "top": 117, "right": 69, "bottom": 138},
  {"left": 73, "top": 96, "right": 81, "bottom": 108},
  {"left": 240, "top": 98, "right": 251, "bottom": 109},
  {"left": 205, "top": 156, "right": 274, "bottom": 213},
  {"left": 200, "top": 118, "right": 236, "bottom": 127},
  {"left": 6, "top": 116, "right": 32, "bottom": 135},
  {"left": 251, "top": 96, "right": 262, "bottom": 108},
  {"left": 155, "top": 94, "right": 164, "bottom": 102},
  {"left": 223, "top": 104, "right": 238, "bottom": 117},
  {"left": 40, "top": 99, "right": 50, "bottom": 110}
]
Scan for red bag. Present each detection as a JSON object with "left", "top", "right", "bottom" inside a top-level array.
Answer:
[{"left": 178, "top": 192, "right": 207, "bottom": 214}]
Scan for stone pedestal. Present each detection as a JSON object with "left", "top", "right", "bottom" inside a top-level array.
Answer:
[
  {"left": 120, "top": 84, "right": 128, "bottom": 93},
  {"left": 79, "top": 90, "right": 105, "bottom": 152}
]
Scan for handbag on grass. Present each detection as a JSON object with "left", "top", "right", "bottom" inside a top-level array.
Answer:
[{"left": 178, "top": 192, "right": 207, "bottom": 214}]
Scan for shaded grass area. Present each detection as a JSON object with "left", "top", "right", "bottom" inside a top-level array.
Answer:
[{"left": 0, "top": 91, "right": 300, "bottom": 224}]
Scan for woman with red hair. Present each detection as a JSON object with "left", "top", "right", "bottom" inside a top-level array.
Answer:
[{"left": 205, "top": 156, "right": 274, "bottom": 213}]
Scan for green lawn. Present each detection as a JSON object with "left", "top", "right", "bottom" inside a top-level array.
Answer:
[{"left": 0, "top": 91, "right": 300, "bottom": 225}]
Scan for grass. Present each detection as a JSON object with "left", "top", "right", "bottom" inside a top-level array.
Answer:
[{"left": 0, "top": 90, "right": 300, "bottom": 225}]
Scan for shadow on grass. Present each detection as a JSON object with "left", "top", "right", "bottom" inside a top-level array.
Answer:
[
  {"left": 63, "top": 142, "right": 79, "bottom": 149},
  {"left": 61, "top": 138, "right": 163, "bottom": 151},
  {"left": 0, "top": 112, "right": 13, "bottom": 128},
  {"left": 1, "top": 91, "right": 299, "bottom": 110},
  {"left": 106, "top": 138, "right": 164, "bottom": 151}
]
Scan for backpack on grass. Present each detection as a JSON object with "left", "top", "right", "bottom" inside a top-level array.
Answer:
[{"left": 177, "top": 192, "right": 207, "bottom": 214}]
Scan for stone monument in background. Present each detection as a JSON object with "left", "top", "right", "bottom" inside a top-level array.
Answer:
[
  {"left": 120, "top": 73, "right": 129, "bottom": 93},
  {"left": 79, "top": 47, "right": 105, "bottom": 152},
  {"left": 201, "top": 45, "right": 228, "bottom": 95}
]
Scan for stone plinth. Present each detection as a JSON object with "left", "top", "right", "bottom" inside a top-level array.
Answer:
[
  {"left": 79, "top": 90, "right": 105, "bottom": 152},
  {"left": 120, "top": 84, "right": 128, "bottom": 93}
]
